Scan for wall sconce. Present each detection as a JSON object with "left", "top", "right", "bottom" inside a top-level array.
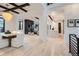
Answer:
[{"left": 2, "top": 12, "right": 13, "bottom": 21}]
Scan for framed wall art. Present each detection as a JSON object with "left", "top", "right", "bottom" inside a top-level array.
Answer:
[
  {"left": 75, "top": 19, "right": 79, "bottom": 27},
  {"left": 67, "top": 20, "right": 75, "bottom": 27}
]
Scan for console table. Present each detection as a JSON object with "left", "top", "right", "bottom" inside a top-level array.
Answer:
[{"left": 2, "top": 34, "right": 17, "bottom": 47}]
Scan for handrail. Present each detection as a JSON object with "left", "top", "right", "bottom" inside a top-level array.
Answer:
[{"left": 69, "top": 34, "right": 79, "bottom": 56}]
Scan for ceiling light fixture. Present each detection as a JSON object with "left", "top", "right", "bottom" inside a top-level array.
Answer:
[{"left": 2, "top": 12, "right": 13, "bottom": 21}]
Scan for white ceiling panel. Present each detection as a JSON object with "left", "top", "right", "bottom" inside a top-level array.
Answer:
[
  {"left": 16, "top": 3, "right": 24, "bottom": 6},
  {"left": 0, "top": 8, "right": 5, "bottom": 12}
]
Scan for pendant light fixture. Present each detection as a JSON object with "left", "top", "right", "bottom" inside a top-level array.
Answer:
[{"left": 2, "top": 12, "right": 13, "bottom": 21}]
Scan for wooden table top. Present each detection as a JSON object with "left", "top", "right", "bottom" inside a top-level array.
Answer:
[{"left": 2, "top": 34, "right": 17, "bottom": 39}]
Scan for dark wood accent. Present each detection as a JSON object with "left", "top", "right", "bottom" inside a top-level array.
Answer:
[
  {"left": 5, "top": 3, "right": 29, "bottom": 12},
  {"left": 2, "top": 35, "right": 17, "bottom": 47},
  {"left": 35, "top": 17, "right": 39, "bottom": 19},
  {"left": 0, "top": 3, "right": 30, "bottom": 14},
  {"left": 47, "top": 3, "right": 53, "bottom": 6},
  {"left": 48, "top": 15, "right": 53, "bottom": 21},
  {"left": 0, "top": 5, "right": 19, "bottom": 14},
  {"left": 58, "top": 23, "right": 61, "bottom": 33},
  {"left": 9, "top": 3, "right": 27, "bottom": 12}
]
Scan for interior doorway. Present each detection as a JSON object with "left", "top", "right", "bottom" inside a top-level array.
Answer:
[
  {"left": 24, "top": 19, "right": 34, "bottom": 34},
  {"left": 58, "top": 23, "right": 61, "bottom": 33}
]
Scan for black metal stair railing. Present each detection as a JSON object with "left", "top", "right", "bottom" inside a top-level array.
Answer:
[{"left": 69, "top": 34, "right": 79, "bottom": 56}]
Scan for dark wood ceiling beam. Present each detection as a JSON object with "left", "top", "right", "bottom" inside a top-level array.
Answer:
[
  {"left": 35, "top": 17, "right": 39, "bottom": 19},
  {"left": 5, "top": 3, "right": 30, "bottom": 12},
  {"left": 47, "top": 3, "right": 53, "bottom": 6},
  {"left": 48, "top": 15, "right": 53, "bottom": 21},
  {"left": 4, "top": 9, "right": 19, "bottom": 14},
  {"left": 0, "top": 5, "right": 19, "bottom": 14},
  {"left": 9, "top": 3, "right": 27, "bottom": 12}
]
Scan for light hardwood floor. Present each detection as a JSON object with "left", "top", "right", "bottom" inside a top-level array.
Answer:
[{"left": 0, "top": 34, "right": 71, "bottom": 56}]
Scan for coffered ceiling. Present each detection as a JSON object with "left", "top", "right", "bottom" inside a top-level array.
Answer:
[{"left": 0, "top": 3, "right": 30, "bottom": 14}]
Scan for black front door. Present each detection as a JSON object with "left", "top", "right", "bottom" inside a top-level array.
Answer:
[{"left": 24, "top": 20, "right": 34, "bottom": 34}]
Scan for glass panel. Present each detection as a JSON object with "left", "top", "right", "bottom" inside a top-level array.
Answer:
[{"left": 0, "top": 16, "right": 5, "bottom": 33}]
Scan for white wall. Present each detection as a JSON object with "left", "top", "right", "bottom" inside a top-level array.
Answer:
[
  {"left": 48, "top": 4, "right": 79, "bottom": 44},
  {"left": 5, "top": 14, "right": 16, "bottom": 31},
  {"left": 4, "top": 3, "right": 43, "bottom": 33},
  {"left": 0, "top": 13, "right": 16, "bottom": 32},
  {"left": 46, "top": 3, "right": 79, "bottom": 44},
  {"left": 64, "top": 4, "right": 79, "bottom": 44},
  {"left": 48, "top": 11, "right": 64, "bottom": 37}
]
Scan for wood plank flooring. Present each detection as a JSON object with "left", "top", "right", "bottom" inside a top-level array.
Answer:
[{"left": 0, "top": 35, "right": 71, "bottom": 56}]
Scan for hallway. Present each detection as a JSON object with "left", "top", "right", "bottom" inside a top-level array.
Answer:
[{"left": 0, "top": 35, "right": 71, "bottom": 56}]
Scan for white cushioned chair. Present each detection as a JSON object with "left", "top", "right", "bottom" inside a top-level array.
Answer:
[{"left": 11, "top": 31, "right": 24, "bottom": 47}]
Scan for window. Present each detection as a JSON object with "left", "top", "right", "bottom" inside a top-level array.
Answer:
[
  {"left": 18, "top": 20, "right": 23, "bottom": 30},
  {"left": 0, "top": 16, "right": 5, "bottom": 32}
]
